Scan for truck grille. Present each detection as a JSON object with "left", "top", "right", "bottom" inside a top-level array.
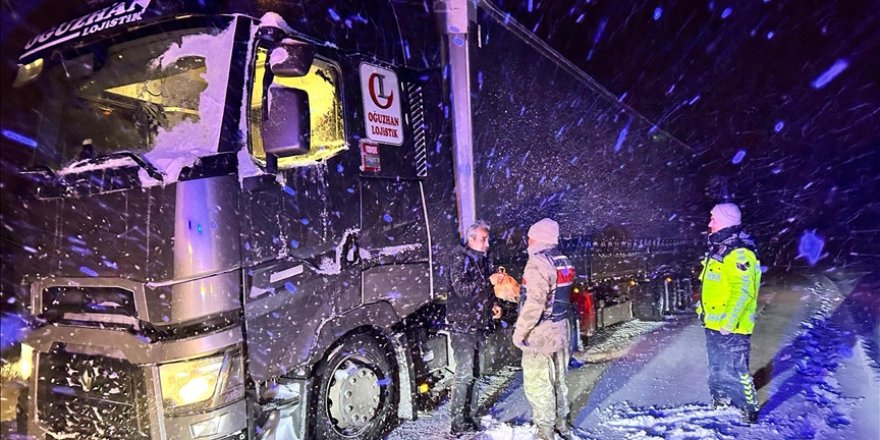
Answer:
[
  {"left": 37, "top": 346, "right": 150, "bottom": 439},
  {"left": 43, "top": 286, "right": 136, "bottom": 317}
]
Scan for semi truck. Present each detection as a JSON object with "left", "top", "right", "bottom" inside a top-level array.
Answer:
[{"left": 2, "top": 0, "right": 704, "bottom": 439}]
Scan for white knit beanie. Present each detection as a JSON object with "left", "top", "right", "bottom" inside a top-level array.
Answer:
[
  {"left": 527, "top": 218, "right": 559, "bottom": 245},
  {"left": 711, "top": 203, "right": 742, "bottom": 230}
]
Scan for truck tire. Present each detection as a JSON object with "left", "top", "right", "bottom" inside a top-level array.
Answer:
[{"left": 311, "top": 333, "right": 397, "bottom": 440}]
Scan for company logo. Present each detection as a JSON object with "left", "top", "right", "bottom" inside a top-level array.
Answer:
[
  {"left": 20, "top": 0, "right": 152, "bottom": 61},
  {"left": 360, "top": 63, "right": 403, "bottom": 145},
  {"left": 79, "top": 368, "right": 95, "bottom": 392},
  {"left": 368, "top": 73, "right": 394, "bottom": 109}
]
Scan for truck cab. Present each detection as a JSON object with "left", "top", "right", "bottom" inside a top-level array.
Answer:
[{"left": 10, "top": 2, "right": 454, "bottom": 439}]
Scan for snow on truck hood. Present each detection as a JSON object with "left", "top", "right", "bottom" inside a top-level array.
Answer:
[{"left": 57, "top": 155, "right": 162, "bottom": 187}]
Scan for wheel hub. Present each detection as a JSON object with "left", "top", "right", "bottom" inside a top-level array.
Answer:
[{"left": 327, "top": 359, "right": 382, "bottom": 434}]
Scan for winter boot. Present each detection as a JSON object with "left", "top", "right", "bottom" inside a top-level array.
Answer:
[
  {"left": 536, "top": 426, "right": 555, "bottom": 440},
  {"left": 466, "top": 392, "right": 481, "bottom": 431},
  {"left": 465, "top": 415, "right": 481, "bottom": 431},
  {"left": 450, "top": 383, "right": 478, "bottom": 434},
  {"left": 741, "top": 408, "right": 759, "bottom": 424},
  {"left": 555, "top": 424, "right": 579, "bottom": 440},
  {"left": 712, "top": 397, "right": 732, "bottom": 409},
  {"left": 450, "top": 416, "right": 477, "bottom": 435}
]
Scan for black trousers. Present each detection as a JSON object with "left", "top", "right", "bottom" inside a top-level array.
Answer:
[
  {"left": 450, "top": 331, "right": 481, "bottom": 428},
  {"left": 705, "top": 328, "right": 759, "bottom": 413}
]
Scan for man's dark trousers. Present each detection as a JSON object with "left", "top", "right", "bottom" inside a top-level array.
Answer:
[
  {"left": 450, "top": 331, "right": 481, "bottom": 430},
  {"left": 705, "top": 328, "right": 759, "bottom": 414}
]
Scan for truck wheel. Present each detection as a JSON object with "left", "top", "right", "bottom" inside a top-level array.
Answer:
[{"left": 311, "top": 333, "right": 397, "bottom": 439}]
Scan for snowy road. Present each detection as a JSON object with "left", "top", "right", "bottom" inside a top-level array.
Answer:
[
  {"left": 2, "top": 273, "right": 875, "bottom": 439},
  {"left": 387, "top": 273, "right": 880, "bottom": 440}
]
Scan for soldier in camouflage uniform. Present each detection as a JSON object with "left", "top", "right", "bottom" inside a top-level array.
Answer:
[{"left": 513, "top": 218, "right": 577, "bottom": 440}]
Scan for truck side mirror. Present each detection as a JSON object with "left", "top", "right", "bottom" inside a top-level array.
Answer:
[
  {"left": 262, "top": 85, "right": 310, "bottom": 158},
  {"left": 268, "top": 40, "right": 314, "bottom": 77}
]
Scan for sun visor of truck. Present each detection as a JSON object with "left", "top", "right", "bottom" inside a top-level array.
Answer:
[{"left": 16, "top": 2, "right": 233, "bottom": 65}]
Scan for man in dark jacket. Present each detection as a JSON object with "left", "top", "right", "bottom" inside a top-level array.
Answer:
[{"left": 447, "top": 220, "right": 501, "bottom": 435}]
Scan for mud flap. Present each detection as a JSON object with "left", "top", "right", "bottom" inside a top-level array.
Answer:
[
  {"left": 392, "top": 332, "right": 417, "bottom": 421},
  {"left": 633, "top": 281, "right": 664, "bottom": 321}
]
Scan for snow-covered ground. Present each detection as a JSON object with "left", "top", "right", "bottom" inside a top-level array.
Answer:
[
  {"left": 387, "top": 273, "right": 880, "bottom": 439},
  {"left": 2, "top": 273, "right": 875, "bottom": 439}
]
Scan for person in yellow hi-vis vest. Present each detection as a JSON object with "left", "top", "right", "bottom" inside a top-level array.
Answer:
[{"left": 697, "top": 202, "right": 762, "bottom": 423}]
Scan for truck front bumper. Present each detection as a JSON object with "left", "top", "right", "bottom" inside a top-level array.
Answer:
[{"left": 22, "top": 324, "right": 248, "bottom": 440}]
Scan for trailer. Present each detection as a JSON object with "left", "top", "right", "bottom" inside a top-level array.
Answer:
[
  {"left": 561, "top": 236, "right": 702, "bottom": 342},
  {"left": 2, "top": 1, "right": 704, "bottom": 439},
  {"left": 467, "top": 3, "right": 704, "bottom": 344}
]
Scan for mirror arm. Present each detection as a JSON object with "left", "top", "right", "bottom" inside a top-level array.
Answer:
[{"left": 266, "top": 152, "right": 279, "bottom": 174}]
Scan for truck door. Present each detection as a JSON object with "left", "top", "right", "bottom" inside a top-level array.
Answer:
[
  {"left": 356, "top": 62, "right": 433, "bottom": 318},
  {"left": 242, "top": 45, "right": 360, "bottom": 382},
  {"left": 359, "top": 178, "right": 432, "bottom": 318}
]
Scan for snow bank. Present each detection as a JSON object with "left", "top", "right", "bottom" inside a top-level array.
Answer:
[
  {"left": 574, "top": 319, "right": 666, "bottom": 363},
  {"left": 596, "top": 402, "right": 745, "bottom": 440}
]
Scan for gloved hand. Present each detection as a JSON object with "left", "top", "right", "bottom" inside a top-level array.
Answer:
[
  {"left": 492, "top": 304, "right": 502, "bottom": 319},
  {"left": 719, "top": 328, "right": 731, "bottom": 336}
]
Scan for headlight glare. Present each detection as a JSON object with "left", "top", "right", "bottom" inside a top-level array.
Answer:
[{"left": 159, "top": 355, "right": 224, "bottom": 410}]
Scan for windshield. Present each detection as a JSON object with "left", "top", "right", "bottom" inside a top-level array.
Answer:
[{"left": 16, "top": 23, "right": 236, "bottom": 173}]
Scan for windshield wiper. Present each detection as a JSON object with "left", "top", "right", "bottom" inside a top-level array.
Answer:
[
  {"left": 21, "top": 165, "right": 58, "bottom": 177},
  {"left": 71, "top": 152, "right": 164, "bottom": 182},
  {"left": 103, "top": 152, "right": 164, "bottom": 182}
]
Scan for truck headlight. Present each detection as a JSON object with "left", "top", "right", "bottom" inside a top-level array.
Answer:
[
  {"left": 18, "top": 344, "right": 34, "bottom": 381},
  {"left": 159, "top": 350, "right": 244, "bottom": 413}
]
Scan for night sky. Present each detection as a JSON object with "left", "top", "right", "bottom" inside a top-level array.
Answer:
[
  {"left": 1, "top": 0, "right": 878, "bottom": 270},
  {"left": 493, "top": 0, "right": 880, "bottom": 268}
]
